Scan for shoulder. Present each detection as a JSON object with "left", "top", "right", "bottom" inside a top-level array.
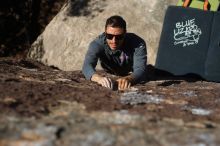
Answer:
[
  {"left": 125, "top": 33, "right": 146, "bottom": 45},
  {"left": 124, "top": 33, "right": 146, "bottom": 53},
  {"left": 89, "top": 33, "right": 106, "bottom": 49}
]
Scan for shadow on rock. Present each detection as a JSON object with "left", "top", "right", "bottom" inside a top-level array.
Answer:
[{"left": 146, "top": 65, "right": 205, "bottom": 83}]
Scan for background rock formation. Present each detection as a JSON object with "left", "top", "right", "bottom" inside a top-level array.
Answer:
[{"left": 28, "top": 0, "right": 177, "bottom": 70}]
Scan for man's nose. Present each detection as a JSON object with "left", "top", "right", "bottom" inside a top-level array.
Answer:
[{"left": 112, "top": 36, "right": 117, "bottom": 42}]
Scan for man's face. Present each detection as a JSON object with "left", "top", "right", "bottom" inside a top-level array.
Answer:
[{"left": 105, "top": 26, "right": 125, "bottom": 51}]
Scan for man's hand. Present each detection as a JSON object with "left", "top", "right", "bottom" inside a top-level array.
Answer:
[
  {"left": 116, "top": 75, "right": 134, "bottom": 90},
  {"left": 91, "top": 74, "right": 113, "bottom": 89}
]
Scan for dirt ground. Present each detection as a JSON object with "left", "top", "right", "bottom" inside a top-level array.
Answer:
[{"left": 1, "top": 58, "right": 220, "bottom": 123}]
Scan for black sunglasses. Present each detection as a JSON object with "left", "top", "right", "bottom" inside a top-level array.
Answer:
[{"left": 105, "top": 33, "right": 125, "bottom": 40}]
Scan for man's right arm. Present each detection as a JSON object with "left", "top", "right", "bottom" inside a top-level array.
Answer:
[
  {"left": 82, "top": 41, "right": 113, "bottom": 89},
  {"left": 82, "top": 41, "right": 100, "bottom": 80}
]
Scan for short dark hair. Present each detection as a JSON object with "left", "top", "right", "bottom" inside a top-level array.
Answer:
[{"left": 105, "top": 15, "right": 126, "bottom": 31}]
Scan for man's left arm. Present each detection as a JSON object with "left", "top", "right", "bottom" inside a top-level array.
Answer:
[
  {"left": 117, "top": 42, "right": 147, "bottom": 90},
  {"left": 132, "top": 42, "right": 147, "bottom": 83}
]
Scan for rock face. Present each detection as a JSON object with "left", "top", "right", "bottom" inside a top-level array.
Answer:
[
  {"left": 28, "top": 0, "right": 177, "bottom": 71},
  {"left": 1, "top": 58, "right": 220, "bottom": 145}
]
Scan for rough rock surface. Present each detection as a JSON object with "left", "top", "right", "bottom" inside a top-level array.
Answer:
[
  {"left": 28, "top": 0, "right": 177, "bottom": 70},
  {"left": 1, "top": 58, "right": 220, "bottom": 146}
]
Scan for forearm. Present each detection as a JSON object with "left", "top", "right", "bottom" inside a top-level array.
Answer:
[
  {"left": 82, "top": 40, "right": 102, "bottom": 80},
  {"left": 132, "top": 68, "right": 147, "bottom": 83},
  {"left": 133, "top": 41, "right": 147, "bottom": 83}
]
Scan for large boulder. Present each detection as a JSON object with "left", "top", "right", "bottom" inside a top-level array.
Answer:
[{"left": 28, "top": 0, "right": 177, "bottom": 71}]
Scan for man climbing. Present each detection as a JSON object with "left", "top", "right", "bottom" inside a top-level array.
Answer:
[{"left": 82, "top": 15, "right": 147, "bottom": 90}]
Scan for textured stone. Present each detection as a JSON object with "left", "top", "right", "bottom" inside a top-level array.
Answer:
[{"left": 1, "top": 58, "right": 220, "bottom": 146}]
